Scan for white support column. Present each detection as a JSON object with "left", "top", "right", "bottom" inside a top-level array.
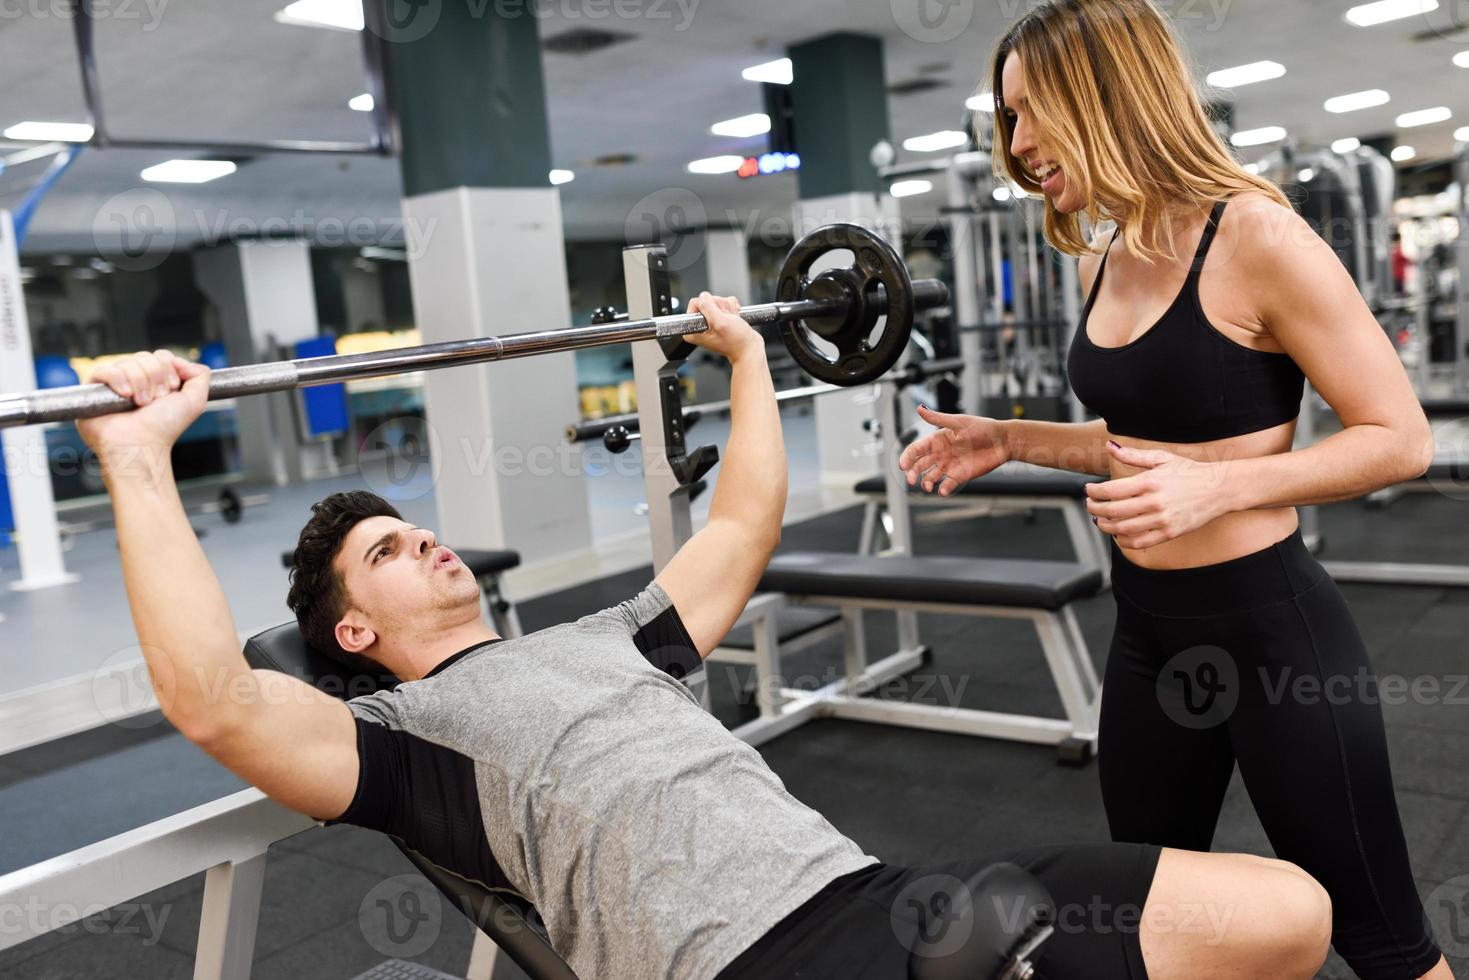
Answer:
[
  {"left": 793, "top": 193, "right": 901, "bottom": 488},
  {"left": 0, "top": 210, "right": 76, "bottom": 592},
  {"left": 192, "top": 239, "right": 325, "bottom": 486},
  {"left": 401, "top": 187, "right": 592, "bottom": 559}
]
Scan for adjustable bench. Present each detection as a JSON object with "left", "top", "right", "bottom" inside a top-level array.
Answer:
[
  {"left": 731, "top": 551, "right": 1104, "bottom": 765},
  {"left": 854, "top": 466, "right": 1112, "bottom": 586}
]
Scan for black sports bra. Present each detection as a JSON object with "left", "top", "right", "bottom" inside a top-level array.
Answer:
[{"left": 1066, "top": 199, "right": 1305, "bottom": 444}]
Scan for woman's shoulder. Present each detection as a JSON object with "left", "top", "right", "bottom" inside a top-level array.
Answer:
[
  {"left": 1220, "top": 190, "right": 1301, "bottom": 240},
  {"left": 1216, "top": 190, "right": 1315, "bottom": 273}
]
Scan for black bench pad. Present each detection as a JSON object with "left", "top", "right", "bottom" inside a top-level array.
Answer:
[
  {"left": 759, "top": 552, "right": 1102, "bottom": 612},
  {"left": 1422, "top": 399, "right": 1469, "bottom": 418},
  {"left": 455, "top": 549, "right": 522, "bottom": 577},
  {"left": 854, "top": 470, "right": 1100, "bottom": 500}
]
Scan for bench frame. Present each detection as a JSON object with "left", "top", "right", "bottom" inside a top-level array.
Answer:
[
  {"left": 717, "top": 383, "right": 1103, "bottom": 761},
  {"left": 720, "top": 590, "right": 1101, "bottom": 759},
  {"left": 856, "top": 481, "right": 1113, "bottom": 588}
]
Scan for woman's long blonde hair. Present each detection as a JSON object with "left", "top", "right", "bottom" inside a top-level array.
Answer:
[{"left": 985, "top": 0, "right": 1291, "bottom": 263}]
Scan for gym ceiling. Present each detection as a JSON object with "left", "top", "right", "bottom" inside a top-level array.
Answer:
[{"left": 1, "top": 0, "right": 1465, "bottom": 252}]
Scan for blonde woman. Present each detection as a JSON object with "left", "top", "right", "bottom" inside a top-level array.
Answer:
[{"left": 900, "top": 1, "right": 1449, "bottom": 977}]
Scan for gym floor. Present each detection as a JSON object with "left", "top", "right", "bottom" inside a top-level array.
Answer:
[{"left": 0, "top": 481, "right": 1466, "bottom": 979}]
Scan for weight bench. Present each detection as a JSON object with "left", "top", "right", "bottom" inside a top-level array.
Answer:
[
  {"left": 854, "top": 467, "right": 1112, "bottom": 586},
  {"left": 731, "top": 551, "right": 1103, "bottom": 764},
  {"left": 282, "top": 547, "right": 523, "bottom": 639}
]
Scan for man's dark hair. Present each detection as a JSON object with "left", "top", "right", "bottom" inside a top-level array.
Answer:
[{"left": 287, "top": 491, "right": 402, "bottom": 674}]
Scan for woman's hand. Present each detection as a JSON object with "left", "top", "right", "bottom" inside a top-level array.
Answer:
[
  {"left": 1086, "top": 441, "right": 1232, "bottom": 549},
  {"left": 898, "top": 407, "right": 1011, "bottom": 495}
]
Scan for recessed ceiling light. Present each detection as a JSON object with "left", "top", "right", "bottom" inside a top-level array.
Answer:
[
  {"left": 992, "top": 186, "right": 1013, "bottom": 202},
  {"left": 1331, "top": 137, "right": 1362, "bottom": 153},
  {"left": 1391, "top": 145, "right": 1416, "bottom": 161},
  {"left": 274, "top": 0, "right": 362, "bottom": 32},
  {"left": 2, "top": 121, "right": 94, "bottom": 142},
  {"left": 965, "top": 91, "right": 996, "bottom": 113},
  {"left": 1344, "top": 0, "right": 1437, "bottom": 26},
  {"left": 1231, "top": 126, "right": 1287, "bottom": 147},
  {"left": 686, "top": 155, "right": 745, "bottom": 175},
  {"left": 348, "top": 93, "right": 373, "bottom": 112},
  {"left": 1455, "top": 126, "right": 1469, "bottom": 142},
  {"left": 1455, "top": 51, "right": 1469, "bottom": 68},
  {"left": 889, "top": 179, "right": 932, "bottom": 198},
  {"left": 1206, "top": 61, "right": 1286, "bottom": 88},
  {"left": 1297, "top": 168, "right": 1316, "bottom": 182},
  {"left": 549, "top": 169, "right": 574, "bottom": 185},
  {"left": 741, "top": 58, "right": 792, "bottom": 85},
  {"left": 903, "top": 130, "right": 968, "bottom": 153},
  {"left": 710, "top": 113, "right": 771, "bottom": 138},
  {"left": 1244, "top": 163, "right": 1261, "bottom": 175},
  {"left": 140, "top": 159, "right": 237, "bottom": 184},
  {"left": 1324, "top": 89, "right": 1391, "bottom": 113},
  {"left": 1396, "top": 106, "right": 1452, "bottom": 128}
]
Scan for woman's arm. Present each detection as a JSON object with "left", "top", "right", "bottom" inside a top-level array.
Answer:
[
  {"left": 1003, "top": 416, "right": 1114, "bottom": 476},
  {"left": 1214, "top": 203, "right": 1432, "bottom": 511}
]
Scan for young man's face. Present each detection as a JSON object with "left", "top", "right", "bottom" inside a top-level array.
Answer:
[{"left": 331, "top": 516, "right": 481, "bottom": 658}]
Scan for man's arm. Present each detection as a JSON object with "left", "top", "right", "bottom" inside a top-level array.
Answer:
[
  {"left": 654, "top": 295, "right": 785, "bottom": 657},
  {"left": 81, "top": 352, "right": 359, "bottom": 819}
]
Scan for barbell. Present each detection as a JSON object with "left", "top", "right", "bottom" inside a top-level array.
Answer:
[{"left": 0, "top": 223, "right": 948, "bottom": 431}]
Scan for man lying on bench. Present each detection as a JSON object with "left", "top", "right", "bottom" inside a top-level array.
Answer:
[{"left": 82, "top": 298, "right": 1330, "bottom": 980}]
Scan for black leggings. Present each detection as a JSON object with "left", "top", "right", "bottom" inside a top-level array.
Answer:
[{"left": 1099, "top": 528, "right": 1442, "bottom": 979}]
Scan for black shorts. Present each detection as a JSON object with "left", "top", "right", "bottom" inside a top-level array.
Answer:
[{"left": 717, "top": 841, "right": 1162, "bottom": 980}]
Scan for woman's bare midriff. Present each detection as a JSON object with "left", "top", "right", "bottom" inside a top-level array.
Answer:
[{"left": 1106, "top": 418, "right": 1299, "bottom": 569}]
